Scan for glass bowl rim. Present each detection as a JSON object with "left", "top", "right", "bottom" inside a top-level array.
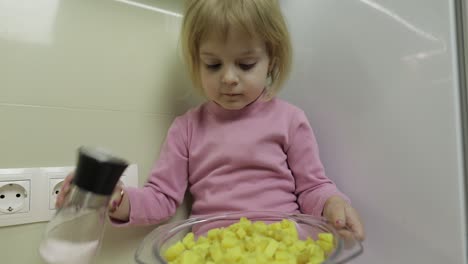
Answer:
[{"left": 135, "top": 210, "right": 363, "bottom": 264}]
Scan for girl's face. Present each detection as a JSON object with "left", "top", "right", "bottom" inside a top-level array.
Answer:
[{"left": 199, "top": 29, "right": 271, "bottom": 110}]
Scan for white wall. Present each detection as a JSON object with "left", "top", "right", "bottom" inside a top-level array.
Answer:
[
  {"left": 0, "top": 0, "right": 196, "bottom": 263},
  {"left": 280, "top": 0, "right": 467, "bottom": 263}
]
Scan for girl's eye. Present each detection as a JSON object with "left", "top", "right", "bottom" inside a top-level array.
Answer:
[
  {"left": 205, "top": 64, "right": 221, "bottom": 70},
  {"left": 239, "top": 63, "right": 256, "bottom": 71}
]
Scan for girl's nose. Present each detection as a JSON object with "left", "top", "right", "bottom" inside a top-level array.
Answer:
[{"left": 221, "top": 66, "right": 239, "bottom": 86}]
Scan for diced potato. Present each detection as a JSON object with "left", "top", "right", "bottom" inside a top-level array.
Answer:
[
  {"left": 244, "top": 237, "right": 255, "bottom": 252},
  {"left": 317, "top": 240, "right": 334, "bottom": 255},
  {"left": 283, "top": 236, "right": 294, "bottom": 246},
  {"left": 207, "top": 228, "right": 220, "bottom": 241},
  {"left": 264, "top": 239, "right": 279, "bottom": 257},
  {"left": 271, "top": 222, "right": 282, "bottom": 230},
  {"left": 164, "top": 218, "right": 335, "bottom": 264},
  {"left": 164, "top": 241, "right": 185, "bottom": 261},
  {"left": 253, "top": 221, "right": 267, "bottom": 234},
  {"left": 192, "top": 243, "right": 210, "bottom": 259},
  {"left": 318, "top": 233, "right": 334, "bottom": 244},
  {"left": 209, "top": 243, "right": 223, "bottom": 262},
  {"left": 309, "top": 257, "right": 325, "bottom": 264},
  {"left": 275, "top": 250, "right": 291, "bottom": 261},
  {"left": 182, "top": 232, "right": 195, "bottom": 249},
  {"left": 196, "top": 235, "right": 208, "bottom": 244},
  {"left": 221, "top": 236, "right": 238, "bottom": 248},
  {"left": 225, "top": 245, "right": 242, "bottom": 261},
  {"left": 308, "top": 242, "right": 319, "bottom": 255},
  {"left": 236, "top": 227, "right": 247, "bottom": 239}
]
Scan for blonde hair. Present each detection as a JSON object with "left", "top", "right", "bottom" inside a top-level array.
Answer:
[{"left": 181, "top": 0, "right": 292, "bottom": 98}]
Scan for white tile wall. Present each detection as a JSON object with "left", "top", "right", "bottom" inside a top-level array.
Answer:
[{"left": 0, "top": 0, "right": 198, "bottom": 263}]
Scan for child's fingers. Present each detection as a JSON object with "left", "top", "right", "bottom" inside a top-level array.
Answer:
[
  {"left": 108, "top": 181, "right": 124, "bottom": 212},
  {"left": 337, "top": 228, "right": 355, "bottom": 241},
  {"left": 345, "top": 206, "right": 366, "bottom": 241},
  {"left": 323, "top": 197, "right": 347, "bottom": 229},
  {"left": 55, "top": 172, "right": 74, "bottom": 208}
]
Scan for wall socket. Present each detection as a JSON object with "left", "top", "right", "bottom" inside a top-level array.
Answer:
[
  {"left": 0, "top": 168, "right": 35, "bottom": 226},
  {"left": 0, "top": 180, "right": 30, "bottom": 214},
  {"left": 41, "top": 166, "right": 75, "bottom": 220},
  {"left": 0, "top": 164, "right": 138, "bottom": 227},
  {"left": 49, "top": 178, "right": 64, "bottom": 210}
]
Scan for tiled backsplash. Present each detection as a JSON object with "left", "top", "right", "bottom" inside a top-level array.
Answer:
[{"left": 0, "top": 0, "right": 197, "bottom": 263}]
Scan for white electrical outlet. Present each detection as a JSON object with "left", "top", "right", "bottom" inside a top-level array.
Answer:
[
  {"left": 0, "top": 164, "right": 139, "bottom": 227},
  {"left": 0, "top": 168, "right": 35, "bottom": 226},
  {"left": 49, "top": 178, "right": 65, "bottom": 210},
  {"left": 41, "top": 166, "right": 74, "bottom": 219},
  {"left": 0, "top": 180, "right": 30, "bottom": 214}
]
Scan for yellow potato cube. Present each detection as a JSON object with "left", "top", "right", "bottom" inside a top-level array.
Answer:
[
  {"left": 256, "top": 254, "right": 269, "bottom": 264},
  {"left": 240, "top": 217, "right": 251, "bottom": 225},
  {"left": 305, "top": 237, "right": 315, "bottom": 245},
  {"left": 317, "top": 240, "right": 334, "bottom": 254},
  {"left": 297, "top": 251, "right": 310, "bottom": 264},
  {"left": 271, "top": 222, "right": 282, "bottom": 230},
  {"left": 273, "top": 230, "right": 286, "bottom": 241},
  {"left": 192, "top": 243, "right": 210, "bottom": 259},
  {"left": 280, "top": 219, "right": 291, "bottom": 228},
  {"left": 307, "top": 242, "right": 319, "bottom": 255},
  {"left": 244, "top": 257, "right": 257, "bottom": 264},
  {"left": 264, "top": 239, "right": 279, "bottom": 257},
  {"left": 253, "top": 221, "right": 268, "bottom": 234},
  {"left": 309, "top": 256, "right": 325, "bottom": 264},
  {"left": 182, "top": 232, "right": 195, "bottom": 249},
  {"left": 236, "top": 227, "right": 247, "bottom": 239},
  {"left": 275, "top": 250, "right": 291, "bottom": 261},
  {"left": 209, "top": 244, "right": 223, "bottom": 262},
  {"left": 164, "top": 241, "right": 185, "bottom": 261},
  {"left": 223, "top": 229, "right": 236, "bottom": 238},
  {"left": 283, "top": 236, "right": 294, "bottom": 246},
  {"left": 288, "top": 226, "right": 299, "bottom": 240},
  {"left": 196, "top": 235, "right": 208, "bottom": 244},
  {"left": 221, "top": 235, "right": 238, "bottom": 248},
  {"left": 244, "top": 237, "right": 256, "bottom": 252},
  {"left": 226, "top": 245, "right": 243, "bottom": 261},
  {"left": 257, "top": 239, "right": 269, "bottom": 252},
  {"left": 207, "top": 228, "right": 220, "bottom": 241},
  {"left": 312, "top": 246, "right": 325, "bottom": 259},
  {"left": 180, "top": 251, "right": 201, "bottom": 264},
  {"left": 292, "top": 240, "right": 306, "bottom": 252},
  {"left": 318, "top": 233, "right": 334, "bottom": 244}
]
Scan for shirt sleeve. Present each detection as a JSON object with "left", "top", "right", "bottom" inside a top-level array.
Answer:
[
  {"left": 111, "top": 116, "right": 189, "bottom": 226},
  {"left": 286, "top": 110, "right": 350, "bottom": 217}
]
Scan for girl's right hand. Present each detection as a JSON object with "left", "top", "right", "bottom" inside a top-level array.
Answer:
[
  {"left": 55, "top": 173, "right": 74, "bottom": 208},
  {"left": 55, "top": 172, "right": 126, "bottom": 213},
  {"left": 55, "top": 172, "right": 129, "bottom": 221}
]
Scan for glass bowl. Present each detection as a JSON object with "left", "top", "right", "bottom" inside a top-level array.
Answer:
[{"left": 135, "top": 211, "right": 363, "bottom": 264}]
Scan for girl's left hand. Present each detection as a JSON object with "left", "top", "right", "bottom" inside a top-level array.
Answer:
[{"left": 323, "top": 195, "right": 365, "bottom": 241}]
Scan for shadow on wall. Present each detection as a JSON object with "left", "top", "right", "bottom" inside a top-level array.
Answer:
[
  {"left": 162, "top": 49, "right": 205, "bottom": 116},
  {"left": 156, "top": 49, "right": 196, "bottom": 217},
  {"left": 96, "top": 14, "right": 199, "bottom": 262}
]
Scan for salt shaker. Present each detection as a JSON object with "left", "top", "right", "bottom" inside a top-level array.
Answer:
[{"left": 39, "top": 146, "right": 128, "bottom": 264}]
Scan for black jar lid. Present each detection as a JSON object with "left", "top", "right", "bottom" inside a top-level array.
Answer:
[{"left": 73, "top": 146, "right": 128, "bottom": 196}]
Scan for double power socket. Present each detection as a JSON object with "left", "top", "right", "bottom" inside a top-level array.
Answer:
[{"left": 0, "top": 164, "right": 138, "bottom": 227}]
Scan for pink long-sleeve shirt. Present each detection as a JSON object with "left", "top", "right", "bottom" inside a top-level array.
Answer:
[{"left": 118, "top": 97, "right": 349, "bottom": 226}]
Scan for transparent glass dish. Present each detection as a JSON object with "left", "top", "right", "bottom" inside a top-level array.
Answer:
[{"left": 135, "top": 211, "right": 363, "bottom": 264}]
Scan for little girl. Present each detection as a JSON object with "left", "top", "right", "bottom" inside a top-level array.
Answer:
[{"left": 58, "top": 0, "right": 365, "bottom": 241}]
